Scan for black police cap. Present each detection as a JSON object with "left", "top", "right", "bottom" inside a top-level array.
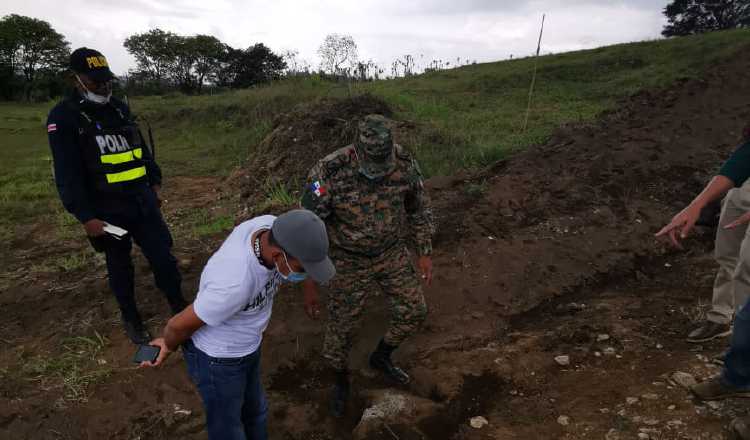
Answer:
[{"left": 70, "top": 47, "right": 115, "bottom": 83}]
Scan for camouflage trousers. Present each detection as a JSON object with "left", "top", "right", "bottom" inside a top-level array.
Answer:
[{"left": 322, "top": 244, "right": 428, "bottom": 372}]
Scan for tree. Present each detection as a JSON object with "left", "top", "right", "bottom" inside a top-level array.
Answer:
[
  {"left": 190, "top": 35, "right": 226, "bottom": 92},
  {"left": 662, "top": 0, "right": 750, "bottom": 37},
  {"left": 0, "top": 14, "right": 69, "bottom": 100},
  {"left": 317, "top": 33, "right": 358, "bottom": 75},
  {"left": 282, "top": 49, "right": 301, "bottom": 74},
  {"left": 221, "top": 43, "right": 286, "bottom": 88},
  {"left": 124, "top": 29, "right": 181, "bottom": 86}
]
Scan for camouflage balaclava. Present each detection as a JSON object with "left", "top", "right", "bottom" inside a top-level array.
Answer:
[{"left": 355, "top": 114, "right": 395, "bottom": 179}]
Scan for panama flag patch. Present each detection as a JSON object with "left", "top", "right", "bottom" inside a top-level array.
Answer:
[
  {"left": 47, "top": 123, "right": 57, "bottom": 133},
  {"left": 312, "top": 181, "right": 326, "bottom": 197}
]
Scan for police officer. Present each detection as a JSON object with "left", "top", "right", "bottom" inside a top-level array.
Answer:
[
  {"left": 47, "top": 48, "right": 187, "bottom": 344},
  {"left": 300, "top": 114, "right": 434, "bottom": 417}
]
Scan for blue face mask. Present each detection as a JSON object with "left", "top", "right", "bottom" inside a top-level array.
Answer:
[{"left": 276, "top": 251, "right": 308, "bottom": 283}]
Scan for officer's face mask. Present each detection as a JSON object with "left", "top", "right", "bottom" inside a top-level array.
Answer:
[
  {"left": 75, "top": 74, "right": 112, "bottom": 105},
  {"left": 275, "top": 251, "right": 308, "bottom": 283}
]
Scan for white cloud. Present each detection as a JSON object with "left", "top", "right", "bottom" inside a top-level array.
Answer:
[{"left": 0, "top": 0, "right": 669, "bottom": 75}]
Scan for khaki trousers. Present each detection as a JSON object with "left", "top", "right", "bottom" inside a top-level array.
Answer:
[{"left": 710, "top": 181, "right": 750, "bottom": 324}]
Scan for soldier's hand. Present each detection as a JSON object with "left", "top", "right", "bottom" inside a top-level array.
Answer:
[
  {"left": 303, "top": 279, "right": 321, "bottom": 320},
  {"left": 83, "top": 218, "right": 106, "bottom": 237},
  {"left": 418, "top": 255, "right": 433, "bottom": 286}
]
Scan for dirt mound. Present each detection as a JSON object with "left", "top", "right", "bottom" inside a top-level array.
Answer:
[
  {"left": 4, "top": 46, "right": 750, "bottom": 440},
  {"left": 426, "top": 50, "right": 750, "bottom": 322},
  {"left": 229, "top": 93, "right": 393, "bottom": 216}
]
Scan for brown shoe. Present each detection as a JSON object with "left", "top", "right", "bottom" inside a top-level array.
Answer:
[
  {"left": 687, "top": 321, "right": 731, "bottom": 343},
  {"left": 730, "top": 416, "right": 750, "bottom": 440},
  {"left": 690, "top": 377, "right": 750, "bottom": 401}
]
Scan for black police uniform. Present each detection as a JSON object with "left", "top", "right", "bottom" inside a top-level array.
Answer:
[{"left": 47, "top": 90, "right": 187, "bottom": 330}]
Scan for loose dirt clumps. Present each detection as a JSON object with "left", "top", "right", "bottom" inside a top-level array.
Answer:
[{"left": 229, "top": 93, "right": 393, "bottom": 216}]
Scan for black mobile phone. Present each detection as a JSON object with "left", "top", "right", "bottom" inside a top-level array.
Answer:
[{"left": 133, "top": 344, "right": 161, "bottom": 364}]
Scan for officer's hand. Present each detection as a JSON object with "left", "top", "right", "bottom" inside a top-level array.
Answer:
[
  {"left": 139, "top": 337, "right": 172, "bottom": 368},
  {"left": 655, "top": 205, "right": 702, "bottom": 249},
  {"left": 302, "top": 279, "right": 321, "bottom": 320},
  {"left": 724, "top": 212, "right": 750, "bottom": 230},
  {"left": 418, "top": 255, "right": 433, "bottom": 286},
  {"left": 152, "top": 185, "right": 163, "bottom": 208},
  {"left": 83, "top": 218, "right": 107, "bottom": 237}
]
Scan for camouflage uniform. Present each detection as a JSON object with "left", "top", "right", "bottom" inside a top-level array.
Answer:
[{"left": 301, "top": 115, "right": 434, "bottom": 372}]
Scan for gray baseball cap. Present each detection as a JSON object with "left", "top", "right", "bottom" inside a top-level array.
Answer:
[{"left": 272, "top": 209, "right": 335, "bottom": 283}]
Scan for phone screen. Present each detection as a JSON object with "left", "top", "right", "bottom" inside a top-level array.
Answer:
[{"left": 133, "top": 344, "right": 161, "bottom": 364}]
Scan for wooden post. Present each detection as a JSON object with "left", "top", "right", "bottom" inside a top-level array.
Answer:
[{"left": 523, "top": 14, "right": 546, "bottom": 132}]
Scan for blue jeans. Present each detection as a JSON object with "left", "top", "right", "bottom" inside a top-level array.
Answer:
[
  {"left": 183, "top": 340, "right": 268, "bottom": 440},
  {"left": 723, "top": 296, "right": 750, "bottom": 388}
]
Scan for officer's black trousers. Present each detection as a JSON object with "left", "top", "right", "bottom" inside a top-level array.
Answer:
[{"left": 96, "top": 190, "right": 186, "bottom": 324}]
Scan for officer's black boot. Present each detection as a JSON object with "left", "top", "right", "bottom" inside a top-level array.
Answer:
[
  {"left": 330, "top": 369, "right": 350, "bottom": 418},
  {"left": 121, "top": 315, "right": 152, "bottom": 345},
  {"left": 369, "top": 339, "right": 410, "bottom": 385}
]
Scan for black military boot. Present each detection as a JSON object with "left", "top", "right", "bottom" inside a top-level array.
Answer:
[
  {"left": 369, "top": 339, "right": 410, "bottom": 385},
  {"left": 122, "top": 317, "right": 152, "bottom": 345},
  {"left": 330, "top": 369, "right": 350, "bottom": 418}
]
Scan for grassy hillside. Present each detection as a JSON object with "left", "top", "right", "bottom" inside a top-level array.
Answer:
[{"left": 1, "top": 29, "right": 749, "bottom": 244}]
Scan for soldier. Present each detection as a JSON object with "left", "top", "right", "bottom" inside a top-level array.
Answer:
[{"left": 300, "top": 114, "right": 434, "bottom": 417}]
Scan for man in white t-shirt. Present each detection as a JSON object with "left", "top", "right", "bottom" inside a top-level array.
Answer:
[{"left": 141, "top": 209, "right": 335, "bottom": 440}]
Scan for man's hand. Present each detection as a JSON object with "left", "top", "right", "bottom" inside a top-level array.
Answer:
[
  {"left": 83, "top": 218, "right": 106, "bottom": 237},
  {"left": 655, "top": 205, "right": 702, "bottom": 249},
  {"left": 418, "top": 255, "right": 433, "bottom": 286},
  {"left": 152, "top": 185, "right": 163, "bottom": 208},
  {"left": 724, "top": 212, "right": 750, "bottom": 230},
  {"left": 139, "top": 337, "right": 172, "bottom": 368},
  {"left": 140, "top": 305, "right": 204, "bottom": 369},
  {"left": 303, "top": 279, "right": 321, "bottom": 319}
]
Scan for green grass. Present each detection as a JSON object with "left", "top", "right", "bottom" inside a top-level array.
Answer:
[
  {"left": 365, "top": 29, "right": 750, "bottom": 174},
  {"left": 19, "top": 331, "right": 112, "bottom": 402},
  {"left": 185, "top": 208, "right": 235, "bottom": 237},
  {"left": 1, "top": 30, "right": 749, "bottom": 252},
  {"left": 131, "top": 76, "right": 341, "bottom": 177},
  {"left": 0, "top": 102, "right": 58, "bottom": 236}
]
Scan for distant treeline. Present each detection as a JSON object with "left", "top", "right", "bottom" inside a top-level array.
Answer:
[
  {"left": 122, "top": 29, "right": 285, "bottom": 95},
  {"left": 1, "top": 1, "right": 748, "bottom": 101}
]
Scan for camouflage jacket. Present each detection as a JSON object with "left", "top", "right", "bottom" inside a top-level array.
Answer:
[{"left": 301, "top": 144, "right": 434, "bottom": 257}]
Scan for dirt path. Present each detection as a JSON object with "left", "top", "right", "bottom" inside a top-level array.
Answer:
[{"left": 1, "top": 48, "right": 750, "bottom": 439}]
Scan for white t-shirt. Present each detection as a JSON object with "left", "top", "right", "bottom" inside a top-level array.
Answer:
[{"left": 190, "top": 215, "right": 283, "bottom": 358}]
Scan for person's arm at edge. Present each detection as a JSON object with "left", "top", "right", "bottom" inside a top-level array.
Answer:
[{"left": 655, "top": 175, "right": 734, "bottom": 247}]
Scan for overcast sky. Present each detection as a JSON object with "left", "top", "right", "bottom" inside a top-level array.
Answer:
[{"left": 2, "top": 0, "right": 669, "bottom": 75}]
